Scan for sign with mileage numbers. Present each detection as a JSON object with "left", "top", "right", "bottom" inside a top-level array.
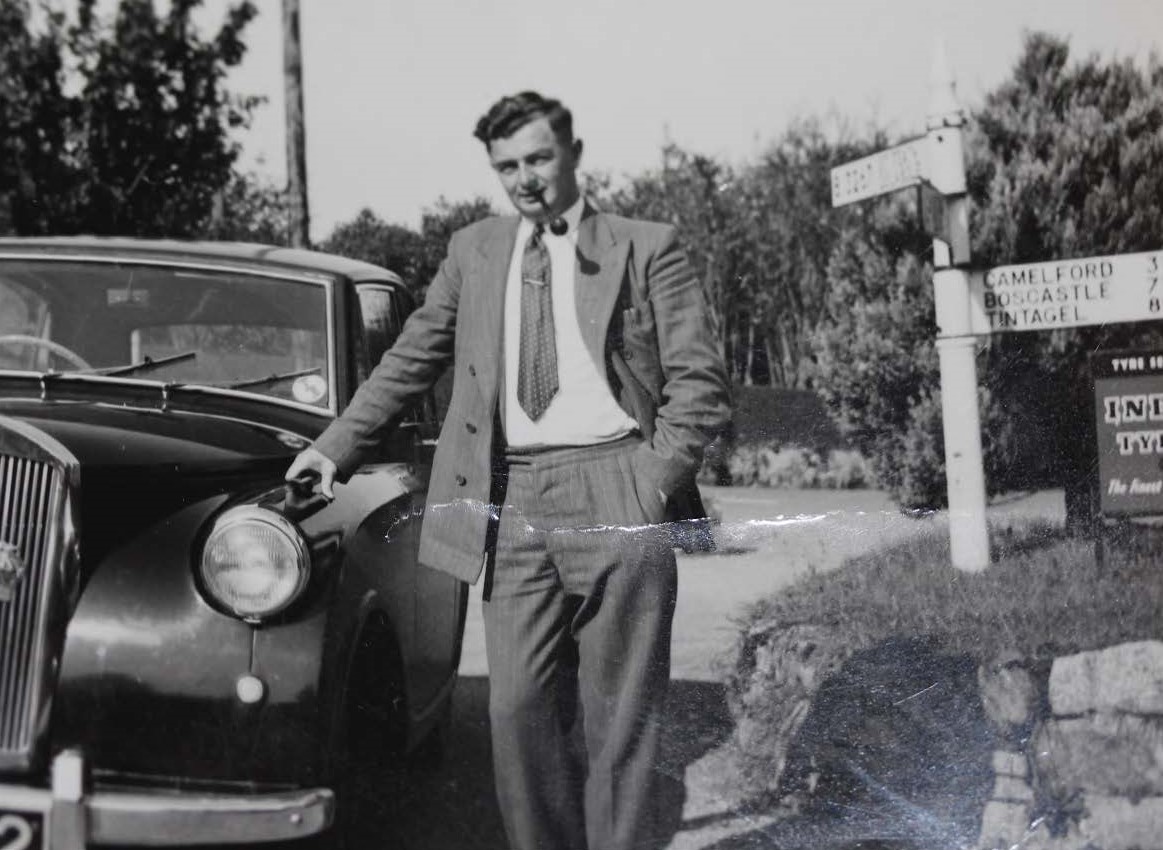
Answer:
[
  {"left": 969, "top": 250, "right": 1163, "bottom": 334},
  {"left": 1093, "top": 349, "right": 1163, "bottom": 517}
]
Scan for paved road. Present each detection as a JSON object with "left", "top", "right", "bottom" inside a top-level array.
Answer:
[{"left": 378, "top": 487, "right": 1065, "bottom": 849}]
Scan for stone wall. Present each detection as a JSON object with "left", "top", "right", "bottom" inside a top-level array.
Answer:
[
  {"left": 979, "top": 641, "right": 1163, "bottom": 850},
  {"left": 729, "top": 631, "right": 1163, "bottom": 849}
]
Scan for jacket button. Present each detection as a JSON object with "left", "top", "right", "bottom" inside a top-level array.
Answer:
[
  {"left": 456, "top": 475, "right": 467, "bottom": 486},
  {"left": 465, "top": 422, "right": 477, "bottom": 434},
  {"left": 468, "top": 364, "right": 477, "bottom": 376}
]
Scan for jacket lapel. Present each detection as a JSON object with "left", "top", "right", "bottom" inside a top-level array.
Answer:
[
  {"left": 471, "top": 216, "right": 518, "bottom": 399},
  {"left": 575, "top": 207, "right": 630, "bottom": 369}
]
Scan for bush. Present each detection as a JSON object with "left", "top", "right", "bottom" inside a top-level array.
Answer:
[
  {"left": 816, "top": 449, "right": 869, "bottom": 489},
  {"left": 714, "top": 442, "right": 870, "bottom": 489}
]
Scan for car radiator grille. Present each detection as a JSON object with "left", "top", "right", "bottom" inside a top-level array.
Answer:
[{"left": 0, "top": 453, "right": 57, "bottom": 757}]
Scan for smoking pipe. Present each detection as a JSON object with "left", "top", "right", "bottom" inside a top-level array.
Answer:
[{"left": 531, "top": 187, "right": 569, "bottom": 236}]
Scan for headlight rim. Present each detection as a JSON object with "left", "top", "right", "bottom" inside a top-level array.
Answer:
[{"left": 198, "top": 504, "right": 312, "bottom": 623}]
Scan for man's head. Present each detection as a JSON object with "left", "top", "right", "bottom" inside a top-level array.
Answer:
[{"left": 475, "top": 91, "right": 583, "bottom": 223}]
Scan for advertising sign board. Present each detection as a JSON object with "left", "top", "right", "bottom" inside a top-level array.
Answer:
[{"left": 1093, "top": 349, "right": 1163, "bottom": 517}]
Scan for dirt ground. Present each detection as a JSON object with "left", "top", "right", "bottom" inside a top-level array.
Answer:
[{"left": 377, "top": 486, "right": 1065, "bottom": 849}]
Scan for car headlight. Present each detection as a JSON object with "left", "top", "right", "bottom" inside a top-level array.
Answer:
[{"left": 199, "top": 506, "right": 310, "bottom": 621}]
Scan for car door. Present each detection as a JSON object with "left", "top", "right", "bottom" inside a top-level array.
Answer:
[{"left": 355, "top": 280, "right": 464, "bottom": 710}]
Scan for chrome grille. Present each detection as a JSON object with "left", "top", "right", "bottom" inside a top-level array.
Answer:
[{"left": 0, "top": 453, "right": 57, "bottom": 758}]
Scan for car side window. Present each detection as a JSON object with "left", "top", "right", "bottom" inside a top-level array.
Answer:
[
  {"left": 355, "top": 281, "right": 440, "bottom": 441},
  {"left": 356, "top": 284, "right": 404, "bottom": 367}
]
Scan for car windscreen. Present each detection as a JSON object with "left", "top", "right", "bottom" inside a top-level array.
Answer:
[{"left": 0, "top": 259, "right": 333, "bottom": 409}]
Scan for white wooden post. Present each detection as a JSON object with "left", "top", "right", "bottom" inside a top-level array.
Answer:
[{"left": 928, "top": 43, "right": 990, "bottom": 571}]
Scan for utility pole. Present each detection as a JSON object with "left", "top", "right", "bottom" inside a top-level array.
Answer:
[{"left": 283, "top": 0, "right": 309, "bottom": 248}]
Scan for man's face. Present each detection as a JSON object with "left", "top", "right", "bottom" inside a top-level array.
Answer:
[{"left": 488, "top": 116, "right": 582, "bottom": 221}]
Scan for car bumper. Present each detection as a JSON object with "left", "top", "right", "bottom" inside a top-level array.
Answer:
[{"left": 0, "top": 751, "right": 334, "bottom": 848}]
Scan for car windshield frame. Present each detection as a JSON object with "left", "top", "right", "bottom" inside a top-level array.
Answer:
[{"left": 0, "top": 252, "right": 340, "bottom": 417}]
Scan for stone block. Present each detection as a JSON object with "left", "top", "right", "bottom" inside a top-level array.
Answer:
[
  {"left": 992, "top": 749, "right": 1028, "bottom": 778},
  {"left": 991, "top": 774, "right": 1034, "bottom": 802},
  {"left": 979, "top": 650, "right": 1038, "bottom": 736},
  {"left": 1050, "top": 641, "right": 1163, "bottom": 715},
  {"left": 978, "top": 800, "right": 1030, "bottom": 849},
  {"left": 1079, "top": 794, "right": 1163, "bottom": 850},
  {"left": 1034, "top": 714, "right": 1163, "bottom": 797}
]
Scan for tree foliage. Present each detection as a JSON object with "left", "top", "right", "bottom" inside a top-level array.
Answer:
[
  {"left": 812, "top": 32, "right": 1163, "bottom": 508},
  {"left": 320, "top": 197, "right": 495, "bottom": 295},
  {"left": 0, "top": 0, "right": 258, "bottom": 237},
  {"left": 203, "top": 172, "right": 293, "bottom": 245},
  {"left": 594, "top": 124, "right": 882, "bottom": 388},
  {"left": 969, "top": 33, "right": 1163, "bottom": 512}
]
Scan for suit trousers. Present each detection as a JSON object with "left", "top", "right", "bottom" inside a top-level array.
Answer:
[{"left": 482, "top": 435, "right": 678, "bottom": 850}]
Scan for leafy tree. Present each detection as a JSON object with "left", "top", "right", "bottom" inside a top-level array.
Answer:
[
  {"left": 601, "top": 145, "right": 748, "bottom": 381},
  {"left": 319, "top": 208, "right": 427, "bottom": 284},
  {"left": 812, "top": 199, "right": 945, "bottom": 505},
  {"left": 203, "top": 172, "right": 293, "bottom": 245},
  {"left": 598, "top": 127, "right": 882, "bottom": 389},
  {"left": 813, "top": 32, "right": 1163, "bottom": 512},
  {"left": 0, "top": 1, "right": 74, "bottom": 234},
  {"left": 968, "top": 32, "right": 1163, "bottom": 525},
  {"left": 320, "top": 197, "right": 495, "bottom": 296},
  {"left": 737, "top": 119, "right": 885, "bottom": 388},
  {"left": 417, "top": 196, "right": 495, "bottom": 291},
  {"left": 0, "top": 0, "right": 258, "bottom": 237}
]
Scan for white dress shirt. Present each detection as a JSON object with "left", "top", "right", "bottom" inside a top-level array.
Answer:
[{"left": 502, "top": 198, "right": 639, "bottom": 449}]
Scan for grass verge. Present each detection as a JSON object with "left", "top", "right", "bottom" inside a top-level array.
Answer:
[{"left": 732, "top": 517, "right": 1163, "bottom": 674}]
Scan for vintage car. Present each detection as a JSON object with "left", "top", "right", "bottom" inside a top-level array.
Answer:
[{"left": 0, "top": 237, "right": 468, "bottom": 849}]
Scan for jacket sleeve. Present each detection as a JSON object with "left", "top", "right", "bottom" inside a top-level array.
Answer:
[
  {"left": 633, "top": 225, "right": 731, "bottom": 497},
  {"left": 313, "top": 231, "right": 464, "bottom": 477}
]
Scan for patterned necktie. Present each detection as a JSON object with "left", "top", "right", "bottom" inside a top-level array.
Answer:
[{"left": 517, "top": 223, "right": 559, "bottom": 420}]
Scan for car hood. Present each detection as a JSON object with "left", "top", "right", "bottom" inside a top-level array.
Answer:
[{"left": 0, "top": 397, "right": 317, "bottom": 570}]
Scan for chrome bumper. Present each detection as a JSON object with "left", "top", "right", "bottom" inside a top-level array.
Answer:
[{"left": 0, "top": 751, "right": 334, "bottom": 848}]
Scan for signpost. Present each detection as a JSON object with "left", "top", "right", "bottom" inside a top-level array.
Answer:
[
  {"left": 830, "top": 44, "right": 987, "bottom": 571},
  {"left": 829, "top": 46, "right": 1163, "bottom": 572},
  {"left": 831, "top": 137, "right": 930, "bottom": 208},
  {"left": 970, "top": 251, "right": 1163, "bottom": 334}
]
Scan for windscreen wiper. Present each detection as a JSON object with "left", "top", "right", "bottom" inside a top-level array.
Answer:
[
  {"left": 85, "top": 351, "right": 197, "bottom": 377},
  {"left": 223, "top": 366, "right": 321, "bottom": 391}
]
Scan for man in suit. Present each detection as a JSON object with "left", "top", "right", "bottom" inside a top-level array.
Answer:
[{"left": 287, "top": 91, "right": 730, "bottom": 850}]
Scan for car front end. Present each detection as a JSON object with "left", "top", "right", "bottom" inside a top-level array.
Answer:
[{"left": 0, "top": 242, "right": 356, "bottom": 848}]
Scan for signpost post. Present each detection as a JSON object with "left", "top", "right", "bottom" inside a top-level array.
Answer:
[
  {"left": 926, "top": 44, "right": 989, "bottom": 572},
  {"left": 830, "top": 43, "right": 990, "bottom": 571},
  {"left": 829, "top": 46, "right": 1163, "bottom": 572}
]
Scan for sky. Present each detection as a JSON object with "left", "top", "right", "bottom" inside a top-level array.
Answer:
[{"left": 198, "top": 0, "right": 1163, "bottom": 241}]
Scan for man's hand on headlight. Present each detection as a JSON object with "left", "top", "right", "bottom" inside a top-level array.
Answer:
[{"left": 285, "top": 447, "right": 337, "bottom": 501}]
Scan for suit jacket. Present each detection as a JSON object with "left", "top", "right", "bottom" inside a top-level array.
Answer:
[{"left": 314, "top": 205, "right": 731, "bottom": 583}]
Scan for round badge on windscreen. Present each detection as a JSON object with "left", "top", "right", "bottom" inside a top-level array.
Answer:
[{"left": 292, "top": 374, "right": 327, "bottom": 404}]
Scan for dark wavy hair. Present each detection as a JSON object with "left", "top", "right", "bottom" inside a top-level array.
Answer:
[{"left": 473, "top": 91, "right": 573, "bottom": 147}]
